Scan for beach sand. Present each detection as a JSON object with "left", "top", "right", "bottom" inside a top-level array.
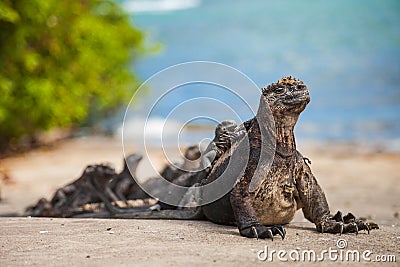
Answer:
[{"left": 0, "top": 136, "right": 399, "bottom": 266}]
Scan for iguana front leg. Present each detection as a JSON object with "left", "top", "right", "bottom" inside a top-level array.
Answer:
[
  {"left": 294, "top": 152, "right": 378, "bottom": 234},
  {"left": 230, "top": 182, "right": 285, "bottom": 240}
]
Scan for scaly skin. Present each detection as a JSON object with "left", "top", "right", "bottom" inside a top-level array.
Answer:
[
  {"left": 200, "top": 120, "right": 240, "bottom": 169},
  {"left": 203, "top": 76, "right": 378, "bottom": 239}
]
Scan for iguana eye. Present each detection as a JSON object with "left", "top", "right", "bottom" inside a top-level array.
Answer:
[
  {"left": 274, "top": 87, "right": 285, "bottom": 94},
  {"left": 296, "top": 84, "right": 306, "bottom": 90}
]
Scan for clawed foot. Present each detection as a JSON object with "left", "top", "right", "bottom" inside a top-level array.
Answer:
[
  {"left": 318, "top": 211, "right": 379, "bottom": 235},
  {"left": 240, "top": 224, "right": 286, "bottom": 240}
]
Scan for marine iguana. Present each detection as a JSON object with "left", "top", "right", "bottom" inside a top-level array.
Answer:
[
  {"left": 83, "top": 76, "right": 378, "bottom": 239},
  {"left": 25, "top": 143, "right": 202, "bottom": 217},
  {"left": 24, "top": 160, "right": 163, "bottom": 217},
  {"left": 108, "top": 153, "right": 144, "bottom": 201},
  {"left": 90, "top": 120, "right": 244, "bottom": 213},
  {"left": 201, "top": 76, "right": 378, "bottom": 239},
  {"left": 200, "top": 120, "right": 241, "bottom": 170},
  {"left": 158, "top": 120, "right": 245, "bottom": 209},
  {"left": 123, "top": 145, "right": 202, "bottom": 201},
  {"left": 158, "top": 145, "right": 202, "bottom": 183},
  {"left": 23, "top": 125, "right": 232, "bottom": 217},
  {"left": 25, "top": 164, "right": 118, "bottom": 217}
]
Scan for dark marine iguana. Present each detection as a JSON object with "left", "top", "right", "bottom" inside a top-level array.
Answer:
[
  {"left": 200, "top": 120, "right": 242, "bottom": 170},
  {"left": 108, "top": 153, "right": 144, "bottom": 201},
  {"left": 23, "top": 123, "right": 235, "bottom": 217},
  {"left": 108, "top": 146, "right": 200, "bottom": 201},
  {"left": 25, "top": 164, "right": 118, "bottom": 217},
  {"left": 84, "top": 120, "right": 244, "bottom": 214},
  {"left": 122, "top": 145, "right": 202, "bottom": 201},
  {"left": 25, "top": 157, "right": 165, "bottom": 217},
  {"left": 200, "top": 76, "right": 378, "bottom": 239},
  {"left": 106, "top": 121, "right": 238, "bottom": 204},
  {"left": 156, "top": 120, "right": 245, "bottom": 209},
  {"left": 24, "top": 147, "right": 197, "bottom": 217},
  {"left": 83, "top": 76, "right": 378, "bottom": 239}
]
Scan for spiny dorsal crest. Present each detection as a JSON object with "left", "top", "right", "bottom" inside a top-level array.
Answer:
[
  {"left": 277, "top": 76, "right": 303, "bottom": 86},
  {"left": 262, "top": 76, "right": 305, "bottom": 95}
]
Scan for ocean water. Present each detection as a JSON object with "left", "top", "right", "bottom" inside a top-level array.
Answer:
[{"left": 116, "top": 0, "right": 400, "bottom": 149}]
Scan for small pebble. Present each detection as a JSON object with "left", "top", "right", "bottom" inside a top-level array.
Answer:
[
  {"left": 106, "top": 227, "right": 112, "bottom": 231},
  {"left": 39, "top": 231, "right": 48, "bottom": 234}
]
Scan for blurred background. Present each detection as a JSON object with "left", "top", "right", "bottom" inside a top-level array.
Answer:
[{"left": 1, "top": 0, "right": 400, "bottom": 154}]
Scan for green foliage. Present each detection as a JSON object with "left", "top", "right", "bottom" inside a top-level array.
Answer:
[{"left": 0, "top": 0, "right": 146, "bottom": 149}]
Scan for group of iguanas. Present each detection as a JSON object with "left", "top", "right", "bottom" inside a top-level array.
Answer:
[{"left": 26, "top": 76, "right": 378, "bottom": 239}]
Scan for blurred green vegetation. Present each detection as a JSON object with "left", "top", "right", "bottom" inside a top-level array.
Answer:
[{"left": 0, "top": 0, "right": 147, "bottom": 151}]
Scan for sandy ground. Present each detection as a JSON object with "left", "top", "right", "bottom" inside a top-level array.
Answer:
[{"left": 0, "top": 136, "right": 399, "bottom": 266}]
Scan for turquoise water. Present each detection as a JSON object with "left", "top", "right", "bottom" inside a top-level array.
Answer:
[{"left": 119, "top": 0, "right": 400, "bottom": 146}]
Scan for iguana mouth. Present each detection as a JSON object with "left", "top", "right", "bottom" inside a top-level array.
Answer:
[{"left": 282, "top": 90, "right": 310, "bottom": 105}]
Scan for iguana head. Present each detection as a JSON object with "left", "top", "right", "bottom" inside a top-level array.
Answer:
[
  {"left": 84, "top": 164, "right": 117, "bottom": 189},
  {"left": 206, "top": 120, "right": 238, "bottom": 151},
  {"left": 262, "top": 76, "right": 310, "bottom": 116},
  {"left": 216, "top": 120, "right": 237, "bottom": 144},
  {"left": 215, "top": 120, "right": 237, "bottom": 136}
]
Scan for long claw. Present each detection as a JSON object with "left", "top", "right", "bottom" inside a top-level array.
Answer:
[
  {"left": 354, "top": 223, "right": 359, "bottom": 235},
  {"left": 242, "top": 225, "right": 286, "bottom": 240},
  {"left": 251, "top": 226, "right": 258, "bottom": 240},
  {"left": 275, "top": 227, "right": 285, "bottom": 240},
  {"left": 319, "top": 212, "right": 378, "bottom": 235},
  {"left": 267, "top": 229, "right": 273, "bottom": 241},
  {"left": 365, "top": 224, "right": 370, "bottom": 234}
]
